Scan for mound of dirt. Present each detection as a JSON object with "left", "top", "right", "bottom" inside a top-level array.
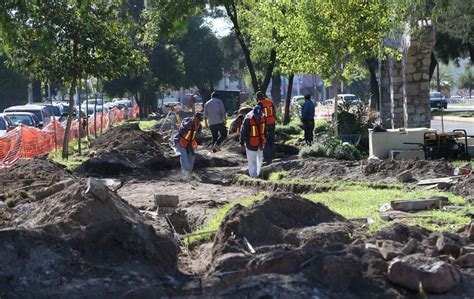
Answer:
[
  {"left": 0, "top": 178, "right": 178, "bottom": 297},
  {"left": 202, "top": 193, "right": 474, "bottom": 297},
  {"left": 451, "top": 176, "right": 474, "bottom": 199},
  {"left": 260, "top": 157, "right": 452, "bottom": 183},
  {"left": 11, "top": 179, "right": 143, "bottom": 235},
  {"left": 76, "top": 123, "right": 179, "bottom": 175},
  {"left": 212, "top": 193, "right": 348, "bottom": 258},
  {"left": 363, "top": 159, "right": 451, "bottom": 180},
  {"left": 1, "top": 157, "right": 72, "bottom": 189}
]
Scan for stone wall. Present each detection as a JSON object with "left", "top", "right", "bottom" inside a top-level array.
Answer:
[
  {"left": 379, "top": 22, "right": 435, "bottom": 129},
  {"left": 390, "top": 57, "right": 404, "bottom": 128},
  {"left": 403, "top": 23, "right": 435, "bottom": 128},
  {"left": 379, "top": 56, "right": 391, "bottom": 128}
]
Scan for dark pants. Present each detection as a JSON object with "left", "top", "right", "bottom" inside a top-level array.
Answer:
[
  {"left": 263, "top": 123, "right": 275, "bottom": 162},
  {"left": 210, "top": 123, "right": 227, "bottom": 146},
  {"left": 303, "top": 120, "right": 315, "bottom": 146}
]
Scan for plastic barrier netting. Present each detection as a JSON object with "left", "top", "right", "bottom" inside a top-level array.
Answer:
[{"left": 0, "top": 105, "right": 139, "bottom": 167}]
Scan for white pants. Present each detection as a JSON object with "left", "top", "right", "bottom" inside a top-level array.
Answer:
[{"left": 246, "top": 148, "right": 264, "bottom": 178}]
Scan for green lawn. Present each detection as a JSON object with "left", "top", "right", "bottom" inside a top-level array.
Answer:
[
  {"left": 431, "top": 109, "right": 474, "bottom": 118},
  {"left": 49, "top": 138, "right": 92, "bottom": 171},
  {"left": 186, "top": 181, "right": 472, "bottom": 244}
]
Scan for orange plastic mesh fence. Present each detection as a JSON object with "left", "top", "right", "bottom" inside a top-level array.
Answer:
[{"left": 0, "top": 105, "right": 139, "bottom": 167}]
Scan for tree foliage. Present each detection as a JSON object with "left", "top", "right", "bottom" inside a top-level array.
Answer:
[
  {"left": 0, "top": 0, "right": 146, "bottom": 158},
  {"left": 457, "top": 66, "right": 474, "bottom": 97}
]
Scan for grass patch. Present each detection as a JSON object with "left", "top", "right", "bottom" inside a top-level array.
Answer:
[
  {"left": 304, "top": 187, "right": 471, "bottom": 232},
  {"left": 186, "top": 180, "right": 471, "bottom": 245},
  {"left": 431, "top": 109, "right": 474, "bottom": 118},
  {"left": 268, "top": 171, "right": 286, "bottom": 181},
  {"left": 127, "top": 119, "right": 159, "bottom": 130},
  {"left": 449, "top": 160, "right": 472, "bottom": 168},
  {"left": 184, "top": 194, "right": 265, "bottom": 245},
  {"left": 49, "top": 138, "right": 91, "bottom": 171}
]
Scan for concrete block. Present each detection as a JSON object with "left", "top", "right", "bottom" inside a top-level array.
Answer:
[{"left": 391, "top": 198, "right": 442, "bottom": 212}]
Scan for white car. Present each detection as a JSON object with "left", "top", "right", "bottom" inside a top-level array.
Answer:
[
  {"left": 449, "top": 95, "right": 462, "bottom": 103},
  {"left": 0, "top": 114, "right": 15, "bottom": 136},
  {"left": 291, "top": 95, "right": 305, "bottom": 105}
]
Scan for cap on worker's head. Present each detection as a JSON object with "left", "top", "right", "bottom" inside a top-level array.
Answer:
[
  {"left": 304, "top": 94, "right": 311, "bottom": 99},
  {"left": 195, "top": 112, "right": 203, "bottom": 120},
  {"left": 256, "top": 91, "right": 264, "bottom": 99},
  {"left": 253, "top": 105, "right": 263, "bottom": 117},
  {"left": 211, "top": 91, "right": 219, "bottom": 98}
]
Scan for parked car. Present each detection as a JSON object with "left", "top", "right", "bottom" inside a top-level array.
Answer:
[
  {"left": 449, "top": 95, "right": 462, "bottom": 104},
  {"left": 0, "top": 114, "right": 15, "bottom": 136},
  {"left": 429, "top": 91, "right": 447, "bottom": 109},
  {"left": 4, "top": 112, "right": 41, "bottom": 128},
  {"left": 4, "top": 105, "right": 52, "bottom": 127},
  {"left": 34, "top": 103, "right": 63, "bottom": 117},
  {"left": 291, "top": 95, "right": 305, "bottom": 106}
]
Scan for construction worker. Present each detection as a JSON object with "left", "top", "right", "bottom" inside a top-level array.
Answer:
[
  {"left": 174, "top": 112, "right": 203, "bottom": 176},
  {"left": 240, "top": 105, "right": 266, "bottom": 178},
  {"left": 228, "top": 114, "right": 244, "bottom": 138},
  {"left": 256, "top": 91, "right": 276, "bottom": 164},
  {"left": 301, "top": 94, "right": 315, "bottom": 146}
]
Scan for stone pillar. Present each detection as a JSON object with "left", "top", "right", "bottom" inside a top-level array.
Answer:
[
  {"left": 379, "top": 56, "right": 391, "bottom": 128},
  {"left": 390, "top": 57, "right": 404, "bottom": 128},
  {"left": 403, "top": 23, "right": 435, "bottom": 128}
]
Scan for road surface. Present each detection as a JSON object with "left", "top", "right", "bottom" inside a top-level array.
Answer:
[{"left": 431, "top": 119, "right": 474, "bottom": 135}]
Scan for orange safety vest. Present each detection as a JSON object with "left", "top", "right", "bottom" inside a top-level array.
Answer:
[
  {"left": 248, "top": 116, "right": 266, "bottom": 148},
  {"left": 178, "top": 121, "right": 200, "bottom": 150},
  {"left": 258, "top": 98, "right": 276, "bottom": 125}
]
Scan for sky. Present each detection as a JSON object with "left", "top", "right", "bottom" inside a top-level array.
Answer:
[{"left": 205, "top": 17, "right": 232, "bottom": 38}]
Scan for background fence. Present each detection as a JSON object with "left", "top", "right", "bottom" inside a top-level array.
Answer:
[{"left": 0, "top": 105, "right": 139, "bottom": 166}]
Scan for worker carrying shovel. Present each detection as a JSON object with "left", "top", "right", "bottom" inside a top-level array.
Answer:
[
  {"left": 174, "top": 112, "right": 203, "bottom": 177},
  {"left": 240, "top": 105, "right": 267, "bottom": 178}
]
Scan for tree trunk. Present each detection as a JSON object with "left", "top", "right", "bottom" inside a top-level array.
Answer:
[
  {"left": 469, "top": 44, "right": 474, "bottom": 66},
  {"left": 225, "top": 4, "right": 260, "bottom": 92},
  {"left": 62, "top": 79, "right": 77, "bottom": 159},
  {"left": 366, "top": 58, "right": 379, "bottom": 110},
  {"left": 429, "top": 52, "right": 437, "bottom": 82},
  {"left": 77, "top": 83, "right": 81, "bottom": 155},
  {"left": 32, "top": 79, "right": 42, "bottom": 102},
  {"left": 284, "top": 74, "right": 294, "bottom": 125},
  {"left": 260, "top": 49, "right": 277, "bottom": 94},
  {"left": 333, "top": 68, "right": 340, "bottom": 136},
  {"left": 271, "top": 73, "right": 281, "bottom": 107}
]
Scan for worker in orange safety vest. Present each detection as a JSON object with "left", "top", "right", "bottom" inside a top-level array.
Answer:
[
  {"left": 256, "top": 91, "right": 276, "bottom": 164},
  {"left": 240, "top": 105, "right": 267, "bottom": 178},
  {"left": 174, "top": 112, "right": 203, "bottom": 176}
]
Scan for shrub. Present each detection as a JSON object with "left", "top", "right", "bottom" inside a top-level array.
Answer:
[
  {"left": 314, "top": 120, "right": 332, "bottom": 134},
  {"left": 276, "top": 119, "right": 303, "bottom": 135},
  {"left": 299, "top": 135, "right": 361, "bottom": 161}
]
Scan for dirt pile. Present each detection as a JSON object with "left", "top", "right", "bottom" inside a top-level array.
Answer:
[
  {"left": 199, "top": 194, "right": 474, "bottom": 297},
  {"left": 0, "top": 157, "right": 74, "bottom": 210},
  {"left": 76, "top": 123, "right": 179, "bottom": 175},
  {"left": 363, "top": 159, "right": 452, "bottom": 180},
  {"left": 260, "top": 157, "right": 452, "bottom": 182},
  {"left": 0, "top": 178, "right": 178, "bottom": 297},
  {"left": 451, "top": 176, "right": 474, "bottom": 199}
]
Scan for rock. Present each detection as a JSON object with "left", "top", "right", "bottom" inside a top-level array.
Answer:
[
  {"left": 97, "top": 178, "right": 123, "bottom": 191},
  {"left": 454, "top": 253, "right": 474, "bottom": 268},
  {"left": 435, "top": 232, "right": 464, "bottom": 257},
  {"left": 391, "top": 198, "right": 442, "bottom": 212},
  {"left": 376, "top": 240, "right": 404, "bottom": 260},
  {"left": 469, "top": 222, "right": 474, "bottom": 241},
  {"left": 34, "top": 179, "right": 74, "bottom": 201},
  {"left": 396, "top": 170, "right": 413, "bottom": 183},
  {"left": 85, "top": 177, "right": 110, "bottom": 200},
  {"left": 460, "top": 246, "right": 474, "bottom": 256},
  {"left": 154, "top": 194, "right": 179, "bottom": 208},
  {"left": 0, "top": 201, "right": 6, "bottom": 209},
  {"left": 388, "top": 254, "right": 461, "bottom": 293},
  {"left": 402, "top": 238, "right": 418, "bottom": 255}
]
